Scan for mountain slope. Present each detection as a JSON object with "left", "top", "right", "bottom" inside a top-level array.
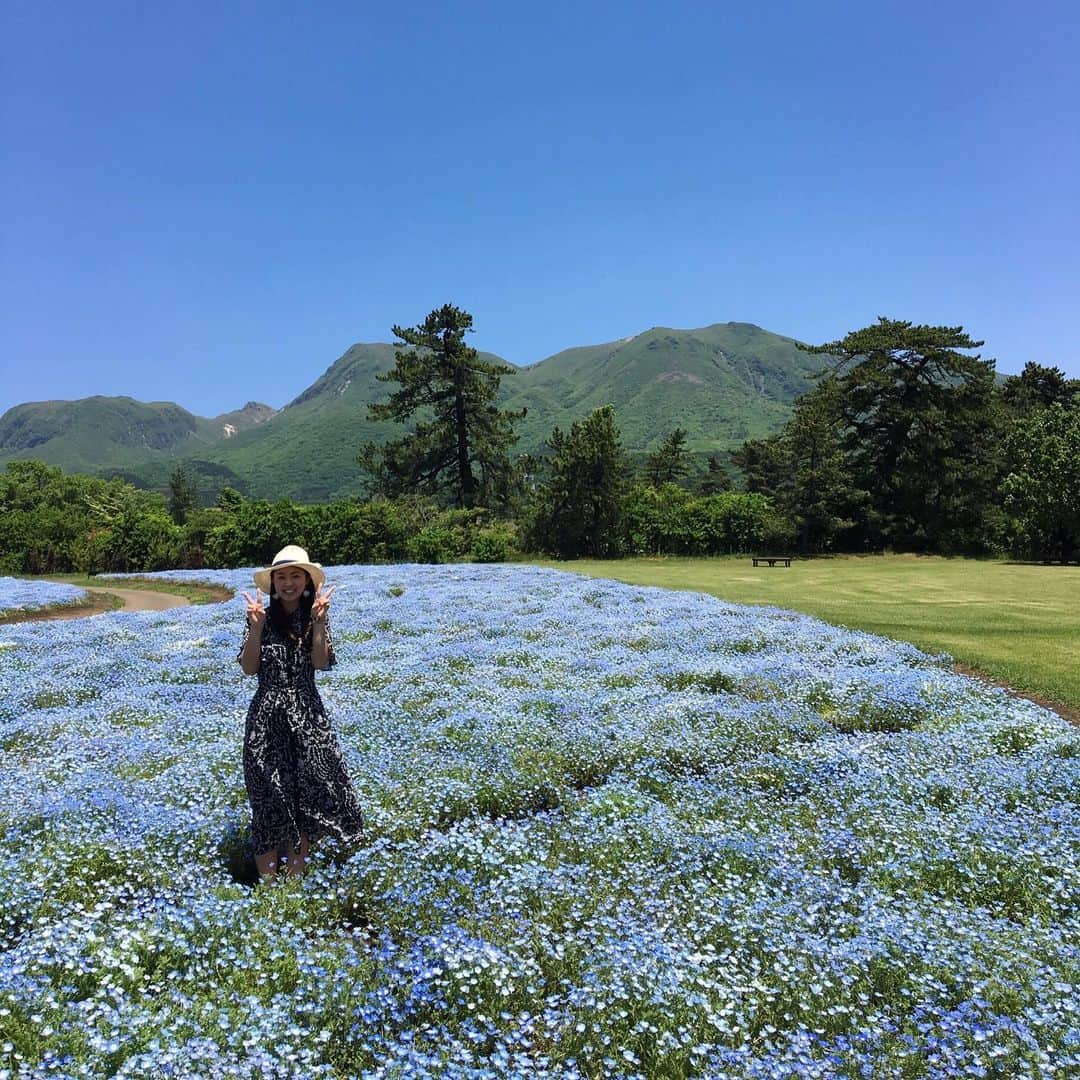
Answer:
[
  {"left": 0, "top": 321, "right": 829, "bottom": 500},
  {"left": 504, "top": 322, "right": 825, "bottom": 451}
]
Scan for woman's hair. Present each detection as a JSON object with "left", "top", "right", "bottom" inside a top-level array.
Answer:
[{"left": 267, "top": 569, "right": 315, "bottom": 645}]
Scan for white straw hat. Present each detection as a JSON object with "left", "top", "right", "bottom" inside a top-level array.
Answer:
[{"left": 253, "top": 545, "right": 326, "bottom": 592}]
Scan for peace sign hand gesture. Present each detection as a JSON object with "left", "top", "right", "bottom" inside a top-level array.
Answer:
[
  {"left": 311, "top": 582, "right": 336, "bottom": 625},
  {"left": 241, "top": 588, "right": 267, "bottom": 628}
]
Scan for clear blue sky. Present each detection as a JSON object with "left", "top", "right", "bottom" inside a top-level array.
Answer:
[{"left": 3, "top": 0, "right": 1078, "bottom": 418}]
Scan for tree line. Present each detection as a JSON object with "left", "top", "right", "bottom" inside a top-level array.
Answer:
[
  {"left": 733, "top": 319, "right": 1079, "bottom": 560},
  {"left": 1, "top": 306, "right": 1077, "bottom": 575},
  {"left": 354, "top": 304, "right": 1080, "bottom": 562}
]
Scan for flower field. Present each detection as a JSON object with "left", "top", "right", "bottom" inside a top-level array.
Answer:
[
  {"left": 1, "top": 564, "right": 1078, "bottom": 1079},
  {"left": 0, "top": 578, "right": 86, "bottom": 617}
]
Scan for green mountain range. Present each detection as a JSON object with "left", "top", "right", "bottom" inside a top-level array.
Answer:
[{"left": 0, "top": 322, "right": 830, "bottom": 501}]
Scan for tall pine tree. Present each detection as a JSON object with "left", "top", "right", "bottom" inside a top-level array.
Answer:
[
  {"left": 643, "top": 427, "right": 690, "bottom": 487},
  {"left": 524, "top": 405, "right": 629, "bottom": 558},
  {"left": 358, "top": 304, "right": 524, "bottom": 508},
  {"left": 800, "top": 318, "right": 1001, "bottom": 552},
  {"left": 780, "top": 378, "right": 862, "bottom": 553},
  {"left": 698, "top": 455, "right": 732, "bottom": 495}
]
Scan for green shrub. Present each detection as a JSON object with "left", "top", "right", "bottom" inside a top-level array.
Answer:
[
  {"left": 408, "top": 525, "right": 457, "bottom": 564},
  {"left": 471, "top": 525, "right": 514, "bottom": 563}
]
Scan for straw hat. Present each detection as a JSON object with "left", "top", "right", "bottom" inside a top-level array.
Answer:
[{"left": 253, "top": 545, "right": 326, "bottom": 592}]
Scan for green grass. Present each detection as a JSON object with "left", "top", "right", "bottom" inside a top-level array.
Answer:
[{"left": 521, "top": 554, "right": 1080, "bottom": 715}]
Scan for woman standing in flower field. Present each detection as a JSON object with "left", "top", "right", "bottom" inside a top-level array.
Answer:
[{"left": 239, "top": 545, "right": 364, "bottom": 881}]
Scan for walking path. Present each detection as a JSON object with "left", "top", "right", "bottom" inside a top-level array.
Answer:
[
  {"left": 80, "top": 586, "right": 192, "bottom": 613},
  {"left": 0, "top": 585, "right": 195, "bottom": 624}
]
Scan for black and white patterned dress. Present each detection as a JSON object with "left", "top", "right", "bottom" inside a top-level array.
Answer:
[{"left": 238, "top": 609, "right": 364, "bottom": 856}]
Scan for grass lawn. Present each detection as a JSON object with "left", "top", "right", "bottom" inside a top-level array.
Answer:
[{"left": 522, "top": 554, "right": 1080, "bottom": 715}]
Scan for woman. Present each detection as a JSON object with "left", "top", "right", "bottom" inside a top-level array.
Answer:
[{"left": 239, "top": 545, "right": 364, "bottom": 881}]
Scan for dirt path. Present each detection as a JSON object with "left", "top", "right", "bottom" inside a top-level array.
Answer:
[
  {"left": 86, "top": 586, "right": 193, "bottom": 612},
  {"left": 0, "top": 586, "right": 193, "bottom": 624}
]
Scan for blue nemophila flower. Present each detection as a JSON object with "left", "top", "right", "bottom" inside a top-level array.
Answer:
[
  {"left": 0, "top": 564, "right": 1077, "bottom": 1077},
  {"left": 0, "top": 576, "right": 87, "bottom": 616}
]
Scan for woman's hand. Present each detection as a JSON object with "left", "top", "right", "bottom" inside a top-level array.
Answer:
[
  {"left": 242, "top": 588, "right": 267, "bottom": 628},
  {"left": 311, "top": 582, "right": 336, "bottom": 624}
]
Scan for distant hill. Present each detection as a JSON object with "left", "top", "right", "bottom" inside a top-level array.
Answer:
[
  {"left": 0, "top": 321, "right": 830, "bottom": 500},
  {"left": 504, "top": 322, "right": 825, "bottom": 451}
]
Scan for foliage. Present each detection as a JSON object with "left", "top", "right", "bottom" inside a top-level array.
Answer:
[
  {"left": 168, "top": 465, "right": 199, "bottom": 524},
  {"left": 698, "top": 454, "right": 732, "bottom": 495},
  {"left": 403, "top": 508, "right": 486, "bottom": 564},
  {"left": 101, "top": 508, "right": 182, "bottom": 572},
  {"left": 0, "top": 460, "right": 165, "bottom": 574},
  {"left": 730, "top": 436, "right": 788, "bottom": 497},
  {"left": 0, "top": 460, "right": 522, "bottom": 575},
  {"left": 771, "top": 378, "right": 864, "bottom": 553},
  {"left": 643, "top": 426, "right": 689, "bottom": 487},
  {"left": 1000, "top": 362, "right": 1080, "bottom": 418},
  {"left": 203, "top": 498, "right": 312, "bottom": 569},
  {"left": 523, "top": 405, "right": 630, "bottom": 559},
  {"left": 798, "top": 317, "right": 1004, "bottom": 553},
  {"left": 621, "top": 484, "right": 772, "bottom": 555},
  {"left": 358, "top": 304, "right": 525, "bottom": 508},
  {"left": 1002, "top": 404, "right": 1080, "bottom": 562},
  {"left": 729, "top": 380, "right": 862, "bottom": 554}
]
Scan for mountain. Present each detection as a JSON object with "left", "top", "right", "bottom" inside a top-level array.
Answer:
[
  {"left": 0, "top": 321, "right": 830, "bottom": 500},
  {"left": 0, "top": 396, "right": 272, "bottom": 461},
  {"left": 504, "top": 322, "right": 825, "bottom": 451},
  {"left": 0, "top": 396, "right": 277, "bottom": 493}
]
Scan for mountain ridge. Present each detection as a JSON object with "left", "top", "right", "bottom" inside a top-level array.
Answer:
[{"left": 0, "top": 320, "right": 831, "bottom": 500}]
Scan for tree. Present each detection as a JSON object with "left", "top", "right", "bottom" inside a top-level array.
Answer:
[
  {"left": 0, "top": 460, "right": 149, "bottom": 573},
  {"left": 730, "top": 379, "right": 861, "bottom": 553},
  {"left": 643, "top": 427, "right": 690, "bottom": 487},
  {"left": 358, "top": 304, "right": 525, "bottom": 508},
  {"left": 731, "top": 437, "right": 788, "bottom": 497},
  {"left": 779, "top": 378, "right": 862, "bottom": 553},
  {"left": 523, "top": 405, "right": 629, "bottom": 558},
  {"left": 800, "top": 317, "right": 1002, "bottom": 552},
  {"left": 1001, "top": 362, "right": 1080, "bottom": 418},
  {"left": 168, "top": 465, "right": 198, "bottom": 524},
  {"left": 698, "top": 455, "right": 732, "bottom": 495},
  {"left": 1001, "top": 404, "right": 1080, "bottom": 562},
  {"left": 215, "top": 486, "right": 246, "bottom": 512}
]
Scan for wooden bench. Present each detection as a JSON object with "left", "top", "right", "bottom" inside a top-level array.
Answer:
[{"left": 751, "top": 555, "right": 792, "bottom": 567}]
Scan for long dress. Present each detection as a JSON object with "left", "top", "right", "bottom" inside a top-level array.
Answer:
[{"left": 238, "top": 608, "right": 364, "bottom": 856}]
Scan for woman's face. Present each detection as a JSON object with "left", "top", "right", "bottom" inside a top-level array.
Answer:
[{"left": 271, "top": 566, "right": 309, "bottom": 603}]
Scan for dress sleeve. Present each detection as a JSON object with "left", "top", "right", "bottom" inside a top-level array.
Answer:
[
  {"left": 237, "top": 618, "right": 250, "bottom": 664},
  {"left": 324, "top": 612, "right": 337, "bottom": 670}
]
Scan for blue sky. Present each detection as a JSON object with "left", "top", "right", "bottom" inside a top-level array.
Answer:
[{"left": 3, "top": 0, "right": 1078, "bottom": 418}]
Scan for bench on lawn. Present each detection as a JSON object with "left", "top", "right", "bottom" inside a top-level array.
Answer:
[{"left": 751, "top": 555, "right": 792, "bottom": 567}]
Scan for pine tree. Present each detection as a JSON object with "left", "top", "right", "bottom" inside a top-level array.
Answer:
[
  {"left": 643, "top": 427, "right": 690, "bottom": 487},
  {"left": 698, "top": 455, "right": 732, "bottom": 495},
  {"left": 358, "top": 304, "right": 525, "bottom": 508},
  {"left": 800, "top": 317, "right": 1002, "bottom": 552},
  {"left": 1001, "top": 362, "right": 1080, "bottom": 418},
  {"left": 168, "top": 465, "right": 198, "bottom": 525},
  {"left": 524, "top": 405, "right": 629, "bottom": 558},
  {"left": 780, "top": 378, "right": 862, "bottom": 553},
  {"left": 731, "top": 437, "right": 788, "bottom": 497}
]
